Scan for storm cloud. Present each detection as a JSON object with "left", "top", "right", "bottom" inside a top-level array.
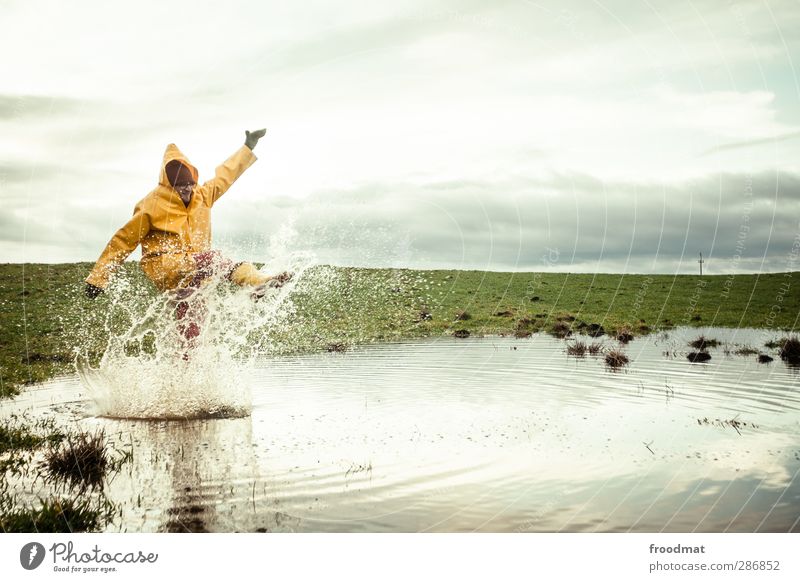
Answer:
[{"left": 1, "top": 0, "right": 799, "bottom": 273}]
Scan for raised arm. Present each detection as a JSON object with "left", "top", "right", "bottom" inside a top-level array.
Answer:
[
  {"left": 201, "top": 129, "right": 265, "bottom": 206},
  {"left": 85, "top": 206, "right": 151, "bottom": 294}
]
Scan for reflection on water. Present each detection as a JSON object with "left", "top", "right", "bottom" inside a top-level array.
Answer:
[{"left": 3, "top": 327, "right": 799, "bottom": 532}]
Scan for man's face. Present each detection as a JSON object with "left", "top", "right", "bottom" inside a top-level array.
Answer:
[{"left": 175, "top": 180, "right": 196, "bottom": 200}]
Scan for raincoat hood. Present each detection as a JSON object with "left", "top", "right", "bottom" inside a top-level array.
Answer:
[{"left": 159, "top": 143, "right": 199, "bottom": 188}]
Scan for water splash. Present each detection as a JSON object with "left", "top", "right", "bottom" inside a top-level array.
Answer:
[{"left": 76, "top": 226, "right": 317, "bottom": 420}]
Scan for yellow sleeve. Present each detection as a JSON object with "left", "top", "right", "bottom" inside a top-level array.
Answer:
[
  {"left": 200, "top": 144, "right": 257, "bottom": 206},
  {"left": 85, "top": 207, "right": 151, "bottom": 289}
]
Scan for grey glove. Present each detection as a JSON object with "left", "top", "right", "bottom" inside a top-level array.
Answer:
[{"left": 245, "top": 128, "right": 266, "bottom": 150}]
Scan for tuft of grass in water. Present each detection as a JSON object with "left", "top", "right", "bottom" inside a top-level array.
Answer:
[
  {"left": 778, "top": 336, "right": 800, "bottom": 365},
  {"left": 688, "top": 335, "right": 719, "bottom": 350},
  {"left": 615, "top": 326, "right": 634, "bottom": 344},
  {"left": 0, "top": 494, "right": 116, "bottom": 533},
  {"left": 566, "top": 341, "right": 587, "bottom": 357},
  {"left": 42, "top": 430, "right": 108, "bottom": 492},
  {"left": 757, "top": 354, "right": 774, "bottom": 364},
  {"left": 0, "top": 415, "right": 65, "bottom": 455},
  {"left": 604, "top": 350, "right": 629, "bottom": 369},
  {"left": 687, "top": 351, "right": 712, "bottom": 363},
  {"left": 732, "top": 345, "right": 759, "bottom": 356},
  {"left": 42, "top": 429, "right": 132, "bottom": 493},
  {"left": 588, "top": 342, "right": 604, "bottom": 355}
]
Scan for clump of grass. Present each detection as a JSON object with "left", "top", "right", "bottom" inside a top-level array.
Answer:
[
  {"left": 0, "top": 494, "right": 116, "bottom": 533},
  {"left": 454, "top": 310, "right": 471, "bottom": 321},
  {"left": 588, "top": 342, "right": 603, "bottom": 355},
  {"left": 764, "top": 339, "right": 782, "bottom": 349},
  {"left": 689, "top": 335, "right": 719, "bottom": 350},
  {"left": 615, "top": 326, "right": 634, "bottom": 344},
  {"left": 0, "top": 422, "right": 46, "bottom": 456},
  {"left": 566, "top": 341, "right": 587, "bottom": 357},
  {"left": 586, "top": 323, "right": 605, "bottom": 337},
  {"left": 778, "top": 336, "right": 800, "bottom": 365},
  {"left": 696, "top": 416, "right": 758, "bottom": 435},
  {"left": 733, "top": 345, "right": 759, "bottom": 356},
  {"left": 0, "top": 416, "right": 66, "bottom": 479},
  {"left": 548, "top": 321, "right": 572, "bottom": 339},
  {"left": 42, "top": 430, "right": 114, "bottom": 492},
  {"left": 604, "top": 349, "right": 629, "bottom": 369}
]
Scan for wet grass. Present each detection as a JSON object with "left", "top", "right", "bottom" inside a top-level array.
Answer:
[
  {"left": 566, "top": 341, "right": 588, "bottom": 357},
  {"left": 1, "top": 414, "right": 130, "bottom": 532},
  {"left": 604, "top": 350, "right": 629, "bottom": 370},
  {"left": 0, "top": 263, "right": 799, "bottom": 396},
  {"left": 778, "top": 336, "right": 800, "bottom": 365},
  {"left": 688, "top": 335, "right": 720, "bottom": 350},
  {"left": 41, "top": 429, "right": 129, "bottom": 492},
  {"left": 0, "top": 495, "right": 116, "bottom": 533}
]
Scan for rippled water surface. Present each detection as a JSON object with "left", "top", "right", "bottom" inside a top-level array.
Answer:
[{"left": 4, "top": 327, "right": 800, "bottom": 532}]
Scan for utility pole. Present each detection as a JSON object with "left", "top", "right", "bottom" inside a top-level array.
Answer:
[{"left": 698, "top": 252, "right": 704, "bottom": 276}]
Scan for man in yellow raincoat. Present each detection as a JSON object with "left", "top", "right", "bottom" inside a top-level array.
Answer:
[{"left": 85, "top": 129, "right": 290, "bottom": 345}]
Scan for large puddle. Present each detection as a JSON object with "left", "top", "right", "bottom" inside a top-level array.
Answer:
[{"left": 3, "top": 327, "right": 799, "bottom": 532}]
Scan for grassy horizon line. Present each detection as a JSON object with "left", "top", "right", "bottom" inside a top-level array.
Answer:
[{"left": 1, "top": 263, "right": 798, "bottom": 398}]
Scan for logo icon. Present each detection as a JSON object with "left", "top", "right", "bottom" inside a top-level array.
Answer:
[{"left": 20, "top": 542, "right": 46, "bottom": 570}]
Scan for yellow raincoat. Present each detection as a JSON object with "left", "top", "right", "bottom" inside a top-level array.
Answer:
[{"left": 86, "top": 144, "right": 267, "bottom": 292}]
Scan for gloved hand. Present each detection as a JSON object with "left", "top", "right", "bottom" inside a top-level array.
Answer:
[
  {"left": 85, "top": 283, "right": 104, "bottom": 299},
  {"left": 244, "top": 128, "right": 267, "bottom": 151}
]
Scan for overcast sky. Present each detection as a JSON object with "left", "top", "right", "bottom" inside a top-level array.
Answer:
[{"left": 2, "top": 0, "right": 799, "bottom": 273}]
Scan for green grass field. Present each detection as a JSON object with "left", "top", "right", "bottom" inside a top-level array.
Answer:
[{"left": 0, "top": 262, "right": 798, "bottom": 399}]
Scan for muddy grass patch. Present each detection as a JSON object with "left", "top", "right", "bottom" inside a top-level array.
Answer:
[
  {"left": 604, "top": 350, "right": 629, "bottom": 370},
  {"left": 548, "top": 321, "right": 572, "bottom": 339},
  {"left": 777, "top": 336, "right": 800, "bottom": 365},
  {"left": 689, "top": 335, "right": 720, "bottom": 350},
  {"left": 730, "top": 345, "right": 759, "bottom": 356},
  {"left": 42, "top": 429, "right": 131, "bottom": 492},
  {"left": 566, "top": 341, "right": 588, "bottom": 357},
  {"left": 588, "top": 342, "right": 604, "bottom": 355},
  {"left": 614, "top": 326, "right": 635, "bottom": 344}
]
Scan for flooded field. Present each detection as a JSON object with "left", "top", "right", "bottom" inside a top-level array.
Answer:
[{"left": 2, "top": 327, "right": 799, "bottom": 532}]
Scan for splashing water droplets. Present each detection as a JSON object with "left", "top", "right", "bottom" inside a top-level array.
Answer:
[{"left": 77, "top": 236, "right": 316, "bottom": 420}]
